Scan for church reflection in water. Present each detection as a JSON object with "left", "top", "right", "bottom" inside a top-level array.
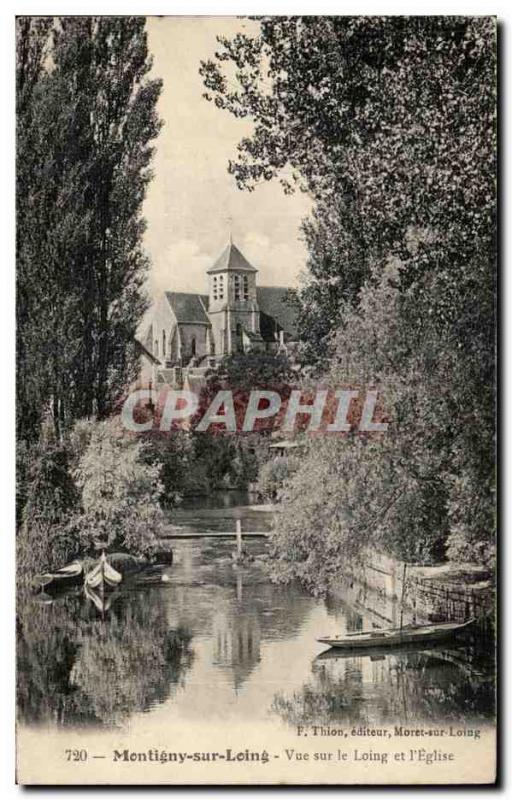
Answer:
[{"left": 212, "top": 608, "right": 261, "bottom": 691}]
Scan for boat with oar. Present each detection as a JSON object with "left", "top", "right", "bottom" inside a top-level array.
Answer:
[
  {"left": 317, "top": 618, "right": 475, "bottom": 651},
  {"left": 33, "top": 560, "right": 83, "bottom": 592},
  {"left": 84, "top": 552, "right": 122, "bottom": 591}
]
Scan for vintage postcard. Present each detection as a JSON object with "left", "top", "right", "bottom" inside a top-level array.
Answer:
[{"left": 16, "top": 15, "right": 496, "bottom": 785}]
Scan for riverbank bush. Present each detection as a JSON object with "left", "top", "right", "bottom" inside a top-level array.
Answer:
[
  {"left": 17, "top": 417, "right": 170, "bottom": 577},
  {"left": 74, "top": 419, "right": 166, "bottom": 557}
]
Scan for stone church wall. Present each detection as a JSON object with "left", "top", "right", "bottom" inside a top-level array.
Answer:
[{"left": 179, "top": 323, "right": 210, "bottom": 362}]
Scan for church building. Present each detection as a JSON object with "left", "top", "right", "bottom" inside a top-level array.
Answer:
[{"left": 137, "top": 240, "right": 298, "bottom": 389}]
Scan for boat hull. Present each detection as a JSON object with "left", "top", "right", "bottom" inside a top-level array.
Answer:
[
  {"left": 33, "top": 561, "right": 83, "bottom": 591},
  {"left": 317, "top": 619, "right": 475, "bottom": 650},
  {"left": 84, "top": 554, "right": 122, "bottom": 590}
]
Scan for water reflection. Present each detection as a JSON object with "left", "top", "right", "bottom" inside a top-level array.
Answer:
[
  {"left": 17, "top": 493, "right": 496, "bottom": 734},
  {"left": 17, "top": 589, "right": 193, "bottom": 728},
  {"left": 212, "top": 609, "right": 261, "bottom": 690},
  {"left": 272, "top": 643, "right": 495, "bottom": 728}
]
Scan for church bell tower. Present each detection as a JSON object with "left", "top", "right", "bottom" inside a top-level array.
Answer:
[{"left": 207, "top": 241, "right": 262, "bottom": 355}]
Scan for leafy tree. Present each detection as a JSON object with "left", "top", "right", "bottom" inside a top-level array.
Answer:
[
  {"left": 195, "top": 351, "right": 296, "bottom": 435},
  {"left": 16, "top": 18, "right": 54, "bottom": 443},
  {"left": 201, "top": 16, "right": 495, "bottom": 356},
  {"left": 268, "top": 259, "right": 493, "bottom": 588},
  {"left": 202, "top": 16, "right": 496, "bottom": 570},
  {"left": 16, "top": 17, "right": 162, "bottom": 579},
  {"left": 16, "top": 17, "right": 162, "bottom": 441},
  {"left": 210, "top": 351, "right": 295, "bottom": 389}
]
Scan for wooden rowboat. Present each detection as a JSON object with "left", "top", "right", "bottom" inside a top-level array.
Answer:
[
  {"left": 33, "top": 560, "right": 83, "bottom": 591},
  {"left": 315, "top": 640, "right": 452, "bottom": 662},
  {"left": 84, "top": 552, "right": 122, "bottom": 590},
  {"left": 317, "top": 619, "right": 475, "bottom": 650}
]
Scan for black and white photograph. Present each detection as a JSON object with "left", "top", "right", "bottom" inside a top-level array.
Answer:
[{"left": 14, "top": 12, "right": 496, "bottom": 785}]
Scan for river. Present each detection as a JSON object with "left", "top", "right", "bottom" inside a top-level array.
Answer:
[{"left": 17, "top": 491, "right": 495, "bottom": 734}]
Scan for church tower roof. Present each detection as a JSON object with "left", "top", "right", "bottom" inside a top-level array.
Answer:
[{"left": 206, "top": 241, "right": 258, "bottom": 275}]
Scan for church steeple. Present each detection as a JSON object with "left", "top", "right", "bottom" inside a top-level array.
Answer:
[
  {"left": 206, "top": 241, "right": 261, "bottom": 355},
  {"left": 206, "top": 241, "right": 258, "bottom": 275}
]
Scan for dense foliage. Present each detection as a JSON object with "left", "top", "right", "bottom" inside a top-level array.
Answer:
[
  {"left": 73, "top": 420, "right": 165, "bottom": 557},
  {"left": 18, "top": 419, "right": 166, "bottom": 575},
  {"left": 197, "top": 351, "right": 296, "bottom": 432},
  {"left": 16, "top": 17, "right": 162, "bottom": 572},
  {"left": 17, "top": 17, "right": 161, "bottom": 442},
  {"left": 17, "top": 427, "right": 81, "bottom": 578},
  {"left": 202, "top": 16, "right": 496, "bottom": 579},
  {"left": 257, "top": 455, "right": 300, "bottom": 502},
  {"left": 142, "top": 428, "right": 259, "bottom": 497}
]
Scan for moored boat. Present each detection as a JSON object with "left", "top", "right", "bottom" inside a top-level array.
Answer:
[
  {"left": 315, "top": 640, "right": 451, "bottom": 662},
  {"left": 33, "top": 560, "right": 83, "bottom": 591},
  {"left": 84, "top": 552, "right": 122, "bottom": 590},
  {"left": 317, "top": 619, "right": 475, "bottom": 650}
]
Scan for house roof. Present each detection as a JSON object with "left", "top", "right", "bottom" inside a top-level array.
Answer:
[
  {"left": 165, "top": 292, "right": 210, "bottom": 325},
  {"left": 256, "top": 287, "right": 297, "bottom": 337},
  {"left": 207, "top": 242, "right": 258, "bottom": 275}
]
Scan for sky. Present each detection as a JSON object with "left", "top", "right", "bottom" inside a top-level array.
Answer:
[{"left": 143, "top": 17, "right": 312, "bottom": 300}]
